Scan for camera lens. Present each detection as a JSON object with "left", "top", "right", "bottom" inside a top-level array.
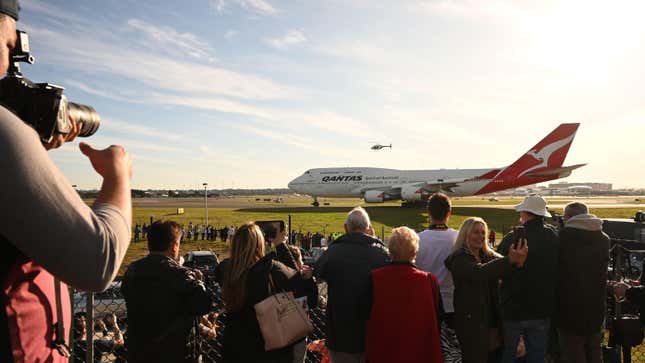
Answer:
[{"left": 67, "top": 102, "right": 100, "bottom": 137}]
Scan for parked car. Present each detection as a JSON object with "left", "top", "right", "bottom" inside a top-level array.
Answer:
[
  {"left": 183, "top": 250, "right": 219, "bottom": 276},
  {"left": 73, "top": 281, "right": 127, "bottom": 320}
]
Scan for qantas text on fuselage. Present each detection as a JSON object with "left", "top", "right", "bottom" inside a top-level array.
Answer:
[{"left": 288, "top": 123, "right": 586, "bottom": 205}]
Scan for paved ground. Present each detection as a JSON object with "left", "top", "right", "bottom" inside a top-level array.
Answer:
[{"left": 132, "top": 195, "right": 645, "bottom": 209}]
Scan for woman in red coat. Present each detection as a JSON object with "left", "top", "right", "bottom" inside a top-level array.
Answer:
[{"left": 364, "top": 226, "right": 443, "bottom": 363}]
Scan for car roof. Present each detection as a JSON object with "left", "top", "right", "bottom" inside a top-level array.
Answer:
[{"left": 188, "top": 250, "right": 216, "bottom": 256}]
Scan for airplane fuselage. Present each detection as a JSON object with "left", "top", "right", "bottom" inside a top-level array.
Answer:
[{"left": 289, "top": 167, "right": 494, "bottom": 199}]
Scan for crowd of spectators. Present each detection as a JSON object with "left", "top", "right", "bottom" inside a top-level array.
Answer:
[
  {"left": 73, "top": 193, "right": 624, "bottom": 363},
  {"left": 133, "top": 223, "right": 236, "bottom": 243}
]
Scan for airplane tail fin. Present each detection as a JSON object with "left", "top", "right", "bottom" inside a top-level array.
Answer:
[
  {"left": 506, "top": 123, "right": 579, "bottom": 177},
  {"left": 475, "top": 123, "right": 580, "bottom": 194}
]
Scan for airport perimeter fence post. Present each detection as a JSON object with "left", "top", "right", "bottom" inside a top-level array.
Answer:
[
  {"left": 289, "top": 214, "right": 292, "bottom": 244},
  {"left": 86, "top": 292, "right": 94, "bottom": 363}
]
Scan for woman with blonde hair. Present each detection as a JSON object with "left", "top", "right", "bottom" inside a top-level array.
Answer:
[
  {"left": 217, "top": 222, "right": 312, "bottom": 362},
  {"left": 445, "top": 217, "right": 528, "bottom": 363},
  {"left": 363, "top": 226, "right": 443, "bottom": 363}
]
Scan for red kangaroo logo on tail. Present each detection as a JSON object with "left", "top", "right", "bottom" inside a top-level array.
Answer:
[{"left": 518, "top": 132, "right": 576, "bottom": 177}]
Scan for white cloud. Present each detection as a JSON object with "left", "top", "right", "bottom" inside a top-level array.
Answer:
[
  {"left": 88, "top": 135, "right": 189, "bottom": 154},
  {"left": 210, "top": 0, "right": 278, "bottom": 15},
  {"left": 63, "top": 78, "right": 371, "bottom": 140},
  {"left": 23, "top": 24, "right": 291, "bottom": 101},
  {"left": 210, "top": 0, "right": 227, "bottom": 13},
  {"left": 20, "top": 0, "right": 81, "bottom": 24},
  {"left": 125, "top": 19, "right": 217, "bottom": 62},
  {"left": 240, "top": 0, "right": 278, "bottom": 15},
  {"left": 131, "top": 154, "right": 177, "bottom": 165},
  {"left": 65, "top": 80, "right": 135, "bottom": 102},
  {"left": 265, "top": 30, "right": 307, "bottom": 50},
  {"left": 315, "top": 40, "right": 390, "bottom": 65},
  {"left": 224, "top": 30, "right": 239, "bottom": 40},
  {"left": 234, "top": 124, "right": 315, "bottom": 150},
  {"left": 197, "top": 143, "right": 275, "bottom": 174},
  {"left": 412, "top": 0, "right": 537, "bottom": 21},
  {"left": 99, "top": 118, "right": 187, "bottom": 142},
  {"left": 136, "top": 92, "right": 372, "bottom": 138},
  {"left": 232, "top": 124, "right": 364, "bottom": 160}
]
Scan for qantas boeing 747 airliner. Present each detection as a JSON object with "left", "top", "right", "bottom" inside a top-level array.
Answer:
[{"left": 288, "top": 123, "right": 585, "bottom": 206}]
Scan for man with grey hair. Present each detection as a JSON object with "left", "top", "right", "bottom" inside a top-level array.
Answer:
[
  {"left": 555, "top": 202, "right": 610, "bottom": 363},
  {"left": 564, "top": 202, "right": 589, "bottom": 219},
  {"left": 345, "top": 206, "right": 374, "bottom": 235},
  {"left": 315, "top": 207, "right": 389, "bottom": 363}
]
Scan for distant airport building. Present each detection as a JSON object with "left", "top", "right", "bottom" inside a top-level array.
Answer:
[{"left": 547, "top": 182, "right": 613, "bottom": 192}]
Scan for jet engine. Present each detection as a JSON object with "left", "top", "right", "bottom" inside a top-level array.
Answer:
[
  {"left": 401, "top": 186, "right": 423, "bottom": 201},
  {"left": 364, "top": 190, "right": 389, "bottom": 203}
]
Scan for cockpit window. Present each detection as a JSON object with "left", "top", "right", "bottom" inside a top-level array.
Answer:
[{"left": 305, "top": 170, "right": 311, "bottom": 174}]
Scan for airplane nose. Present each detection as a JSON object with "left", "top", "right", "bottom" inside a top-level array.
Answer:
[{"left": 288, "top": 180, "right": 296, "bottom": 190}]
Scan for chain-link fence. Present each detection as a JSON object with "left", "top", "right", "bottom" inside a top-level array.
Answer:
[{"left": 69, "top": 279, "right": 329, "bottom": 363}]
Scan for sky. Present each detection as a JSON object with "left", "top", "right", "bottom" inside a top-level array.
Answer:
[{"left": 15, "top": 0, "right": 645, "bottom": 189}]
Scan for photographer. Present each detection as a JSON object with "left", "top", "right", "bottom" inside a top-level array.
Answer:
[
  {"left": 0, "top": 3, "right": 132, "bottom": 362},
  {"left": 260, "top": 220, "right": 299, "bottom": 270}
]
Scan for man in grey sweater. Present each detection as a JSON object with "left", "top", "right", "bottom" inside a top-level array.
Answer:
[{"left": 0, "top": 4, "right": 132, "bottom": 361}]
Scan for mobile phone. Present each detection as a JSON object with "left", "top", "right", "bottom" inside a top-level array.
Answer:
[
  {"left": 255, "top": 220, "right": 285, "bottom": 241},
  {"left": 513, "top": 225, "right": 526, "bottom": 248}
]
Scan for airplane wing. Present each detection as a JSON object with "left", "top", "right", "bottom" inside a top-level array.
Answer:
[
  {"left": 417, "top": 177, "right": 478, "bottom": 193},
  {"left": 386, "top": 177, "right": 477, "bottom": 194},
  {"left": 356, "top": 177, "right": 477, "bottom": 196}
]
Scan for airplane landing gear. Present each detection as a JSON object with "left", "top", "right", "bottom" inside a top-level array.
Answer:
[{"left": 312, "top": 197, "right": 320, "bottom": 207}]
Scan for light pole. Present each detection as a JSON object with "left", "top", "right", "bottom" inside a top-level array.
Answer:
[{"left": 203, "top": 182, "right": 208, "bottom": 226}]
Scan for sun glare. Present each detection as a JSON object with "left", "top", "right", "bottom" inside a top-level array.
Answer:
[{"left": 523, "top": 0, "right": 645, "bottom": 84}]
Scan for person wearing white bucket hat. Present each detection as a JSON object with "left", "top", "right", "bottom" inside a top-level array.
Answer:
[
  {"left": 514, "top": 195, "right": 552, "bottom": 219},
  {"left": 498, "top": 195, "right": 559, "bottom": 363}
]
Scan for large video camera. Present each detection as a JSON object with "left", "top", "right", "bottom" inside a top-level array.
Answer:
[
  {"left": 604, "top": 213, "right": 645, "bottom": 243},
  {"left": 0, "top": 30, "right": 100, "bottom": 143}
]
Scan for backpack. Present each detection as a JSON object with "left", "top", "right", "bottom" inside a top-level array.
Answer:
[{"left": 0, "top": 234, "right": 71, "bottom": 362}]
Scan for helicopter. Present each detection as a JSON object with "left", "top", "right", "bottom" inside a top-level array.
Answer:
[{"left": 370, "top": 143, "right": 392, "bottom": 151}]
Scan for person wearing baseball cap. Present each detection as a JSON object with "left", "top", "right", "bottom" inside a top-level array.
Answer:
[
  {"left": 0, "top": 0, "right": 18, "bottom": 20},
  {"left": 0, "top": 0, "right": 19, "bottom": 74},
  {"left": 1, "top": 2, "right": 133, "bottom": 362},
  {"left": 497, "top": 195, "right": 559, "bottom": 363}
]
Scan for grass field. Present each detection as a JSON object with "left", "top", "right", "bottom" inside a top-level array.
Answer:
[{"left": 117, "top": 195, "right": 644, "bottom": 275}]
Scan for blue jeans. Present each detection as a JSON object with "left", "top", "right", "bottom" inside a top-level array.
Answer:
[{"left": 502, "top": 319, "right": 550, "bottom": 363}]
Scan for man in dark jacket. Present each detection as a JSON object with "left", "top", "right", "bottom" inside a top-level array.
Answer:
[
  {"left": 556, "top": 202, "right": 609, "bottom": 363},
  {"left": 122, "top": 220, "right": 216, "bottom": 363},
  {"left": 498, "top": 195, "right": 559, "bottom": 363},
  {"left": 315, "top": 207, "right": 390, "bottom": 363}
]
